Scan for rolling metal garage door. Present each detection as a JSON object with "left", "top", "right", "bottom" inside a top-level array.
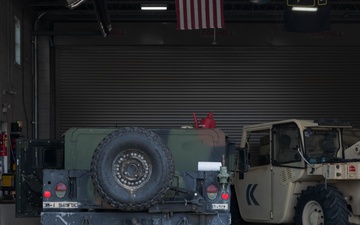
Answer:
[{"left": 56, "top": 46, "right": 360, "bottom": 141}]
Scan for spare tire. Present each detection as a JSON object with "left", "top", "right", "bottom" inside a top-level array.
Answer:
[{"left": 91, "top": 127, "right": 174, "bottom": 211}]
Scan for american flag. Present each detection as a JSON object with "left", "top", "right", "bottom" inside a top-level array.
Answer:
[{"left": 176, "top": 0, "right": 225, "bottom": 30}]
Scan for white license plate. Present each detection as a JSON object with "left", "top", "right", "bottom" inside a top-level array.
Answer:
[
  {"left": 212, "top": 203, "right": 228, "bottom": 210},
  {"left": 43, "top": 202, "right": 79, "bottom": 208}
]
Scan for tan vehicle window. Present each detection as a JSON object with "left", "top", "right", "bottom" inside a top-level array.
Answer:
[{"left": 273, "top": 126, "right": 301, "bottom": 164}]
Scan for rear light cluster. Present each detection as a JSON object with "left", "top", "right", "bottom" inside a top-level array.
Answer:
[
  {"left": 43, "top": 182, "right": 67, "bottom": 199},
  {"left": 206, "top": 184, "right": 229, "bottom": 200},
  {"left": 349, "top": 165, "right": 356, "bottom": 172}
]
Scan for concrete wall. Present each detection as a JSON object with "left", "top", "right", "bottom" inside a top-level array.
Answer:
[
  {"left": 0, "top": 0, "right": 35, "bottom": 224},
  {"left": 0, "top": 0, "right": 33, "bottom": 140},
  {"left": 0, "top": 0, "right": 33, "bottom": 186}
]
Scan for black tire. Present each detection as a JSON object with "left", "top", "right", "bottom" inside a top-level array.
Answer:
[
  {"left": 294, "top": 185, "right": 349, "bottom": 225},
  {"left": 91, "top": 127, "right": 174, "bottom": 211}
]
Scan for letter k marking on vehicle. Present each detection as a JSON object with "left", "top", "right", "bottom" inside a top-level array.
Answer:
[{"left": 246, "top": 184, "right": 259, "bottom": 206}]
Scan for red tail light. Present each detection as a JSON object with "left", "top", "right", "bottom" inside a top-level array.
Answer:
[
  {"left": 349, "top": 165, "right": 356, "bottom": 172},
  {"left": 206, "top": 184, "right": 218, "bottom": 200},
  {"left": 43, "top": 190, "right": 51, "bottom": 199},
  {"left": 55, "top": 182, "right": 67, "bottom": 198},
  {"left": 221, "top": 192, "right": 229, "bottom": 200}
]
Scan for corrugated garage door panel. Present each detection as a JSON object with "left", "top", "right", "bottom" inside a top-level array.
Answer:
[{"left": 56, "top": 46, "right": 360, "bottom": 141}]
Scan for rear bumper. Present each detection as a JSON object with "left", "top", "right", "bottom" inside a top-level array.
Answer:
[{"left": 41, "top": 211, "right": 231, "bottom": 225}]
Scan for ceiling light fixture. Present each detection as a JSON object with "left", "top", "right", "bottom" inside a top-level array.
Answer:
[
  {"left": 141, "top": 4, "right": 167, "bottom": 11},
  {"left": 292, "top": 7, "right": 318, "bottom": 12}
]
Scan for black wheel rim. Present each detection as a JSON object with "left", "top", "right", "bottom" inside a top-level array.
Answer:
[{"left": 112, "top": 149, "right": 152, "bottom": 190}]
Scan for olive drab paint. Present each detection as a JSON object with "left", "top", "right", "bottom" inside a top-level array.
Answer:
[{"left": 17, "top": 127, "right": 232, "bottom": 225}]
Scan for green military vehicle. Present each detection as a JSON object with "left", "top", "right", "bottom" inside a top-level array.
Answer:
[
  {"left": 16, "top": 118, "right": 360, "bottom": 225},
  {"left": 16, "top": 127, "right": 233, "bottom": 225},
  {"left": 233, "top": 119, "right": 360, "bottom": 225}
]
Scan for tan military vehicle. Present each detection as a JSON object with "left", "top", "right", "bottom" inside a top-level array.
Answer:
[{"left": 232, "top": 119, "right": 360, "bottom": 225}]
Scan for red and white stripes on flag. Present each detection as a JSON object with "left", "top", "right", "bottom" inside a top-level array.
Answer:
[{"left": 176, "top": 0, "right": 225, "bottom": 30}]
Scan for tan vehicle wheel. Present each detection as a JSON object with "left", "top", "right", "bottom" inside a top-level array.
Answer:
[
  {"left": 302, "top": 200, "right": 324, "bottom": 225},
  {"left": 294, "top": 185, "right": 349, "bottom": 225}
]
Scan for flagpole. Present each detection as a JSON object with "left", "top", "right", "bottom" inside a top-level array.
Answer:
[{"left": 212, "top": 28, "right": 217, "bottom": 45}]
